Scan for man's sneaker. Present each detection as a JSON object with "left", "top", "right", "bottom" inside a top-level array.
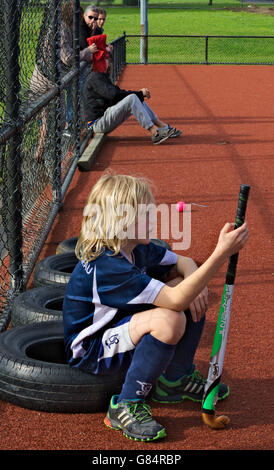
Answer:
[
  {"left": 167, "top": 125, "right": 182, "bottom": 138},
  {"left": 152, "top": 369, "right": 230, "bottom": 403},
  {"left": 151, "top": 126, "right": 174, "bottom": 145},
  {"left": 104, "top": 395, "right": 166, "bottom": 442},
  {"left": 87, "top": 119, "right": 97, "bottom": 132}
]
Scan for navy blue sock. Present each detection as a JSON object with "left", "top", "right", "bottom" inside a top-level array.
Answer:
[
  {"left": 118, "top": 333, "right": 176, "bottom": 402},
  {"left": 163, "top": 310, "right": 206, "bottom": 381}
]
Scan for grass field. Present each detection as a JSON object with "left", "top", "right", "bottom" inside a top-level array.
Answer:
[
  {"left": 83, "top": 0, "right": 261, "bottom": 8},
  {"left": 82, "top": 4, "right": 274, "bottom": 40},
  {"left": 83, "top": 3, "right": 274, "bottom": 63}
]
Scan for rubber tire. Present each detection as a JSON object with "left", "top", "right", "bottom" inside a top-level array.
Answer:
[
  {"left": 34, "top": 240, "right": 171, "bottom": 288},
  {"left": 33, "top": 252, "right": 78, "bottom": 287},
  {"left": 0, "top": 321, "right": 125, "bottom": 413},
  {"left": 55, "top": 236, "right": 171, "bottom": 254},
  {"left": 56, "top": 236, "right": 78, "bottom": 254},
  {"left": 11, "top": 286, "right": 66, "bottom": 327}
]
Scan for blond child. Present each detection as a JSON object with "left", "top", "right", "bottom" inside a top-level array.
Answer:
[{"left": 63, "top": 173, "right": 248, "bottom": 441}]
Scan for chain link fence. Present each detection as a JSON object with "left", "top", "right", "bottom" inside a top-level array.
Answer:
[
  {"left": 0, "top": 0, "right": 126, "bottom": 331},
  {"left": 125, "top": 34, "right": 274, "bottom": 65},
  {"left": 0, "top": 2, "right": 273, "bottom": 331}
]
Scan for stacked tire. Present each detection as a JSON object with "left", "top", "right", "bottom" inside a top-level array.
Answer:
[
  {"left": 0, "top": 321, "right": 125, "bottom": 413},
  {"left": 0, "top": 238, "right": 125, "bottom": 413},
  {"left": 0, "top": 238, "right": 170, "bottom": 412}
]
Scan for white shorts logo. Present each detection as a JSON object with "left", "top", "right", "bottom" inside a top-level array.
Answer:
[
  {"left": 98, "top": 322, "right": 135, "bottom": 362},
  {"left": 105, "top": 333, "right": 119, "bottom": 349}
]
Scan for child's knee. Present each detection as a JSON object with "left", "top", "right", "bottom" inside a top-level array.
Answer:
[{"left": 152, "top": 308, "right": 186, "bottom": 345}]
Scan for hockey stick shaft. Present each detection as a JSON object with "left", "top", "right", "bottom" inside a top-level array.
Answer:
[{"left": 202, "top": 184, "right": 250, "bottom": 418}]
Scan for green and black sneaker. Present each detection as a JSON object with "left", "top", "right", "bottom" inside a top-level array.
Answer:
[
  {"left": 152, "top": 369, "right": 230, "bottom": 404},
  {"left": 104, "top": 395, "right": 166, "bottom": 442}
]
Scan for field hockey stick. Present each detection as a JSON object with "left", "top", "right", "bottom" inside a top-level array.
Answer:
[{"left": 202, "top": 184, "right": 250, "bottom": 429}]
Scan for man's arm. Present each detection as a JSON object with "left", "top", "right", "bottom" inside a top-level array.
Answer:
[{"left": 90, "top": 73, "right": 144, "bottom": 104}]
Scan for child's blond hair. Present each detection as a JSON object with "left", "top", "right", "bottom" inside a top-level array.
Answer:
[{"left": 75, "top": 173, "right": 154, "bottom": 261}]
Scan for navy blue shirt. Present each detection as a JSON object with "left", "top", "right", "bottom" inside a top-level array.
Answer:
[{"left": 63, "top": 242, "right": 177, "bottom": 363}]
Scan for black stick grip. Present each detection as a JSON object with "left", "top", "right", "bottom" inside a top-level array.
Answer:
[{"left": 225, "top": 184, "right": 250, "bottom": 285}]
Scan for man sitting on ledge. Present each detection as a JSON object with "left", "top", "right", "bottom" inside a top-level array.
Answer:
[{"left": 83, "top": 35, "right": 181, "bottom": 145}]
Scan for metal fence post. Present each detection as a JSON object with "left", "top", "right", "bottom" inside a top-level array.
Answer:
[
  {"left": 123, "top": 31, "right": 127, "bottom": 66},
  {"left": 52, "top": 0, "right": 62, "bottom": 209},
  {"left": 205, "top": 36, "right": 209, "bottom": 64},
  {"left": 3, "top": 0, "right": 23, "bottom": 292},
  {"left": 72, "top": 0, "right": 81, "bottom": 158},
  {"left": 140, "top": 0, "right": 148, "bottom": 64},
  {"left": 123, "top": 32, "right": 126, "bottom": 67}
]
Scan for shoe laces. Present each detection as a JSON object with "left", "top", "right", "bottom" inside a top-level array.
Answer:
[
  {"left": 127, "top": 402, "right": 153, "bottom": 424},
  {"left": 189, "top": 369, "right": 205, "bottom": 384}
]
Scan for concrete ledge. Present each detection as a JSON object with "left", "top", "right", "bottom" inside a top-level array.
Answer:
[{"left": 77, "top": 133, "right": 106, "bottom": 171}]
